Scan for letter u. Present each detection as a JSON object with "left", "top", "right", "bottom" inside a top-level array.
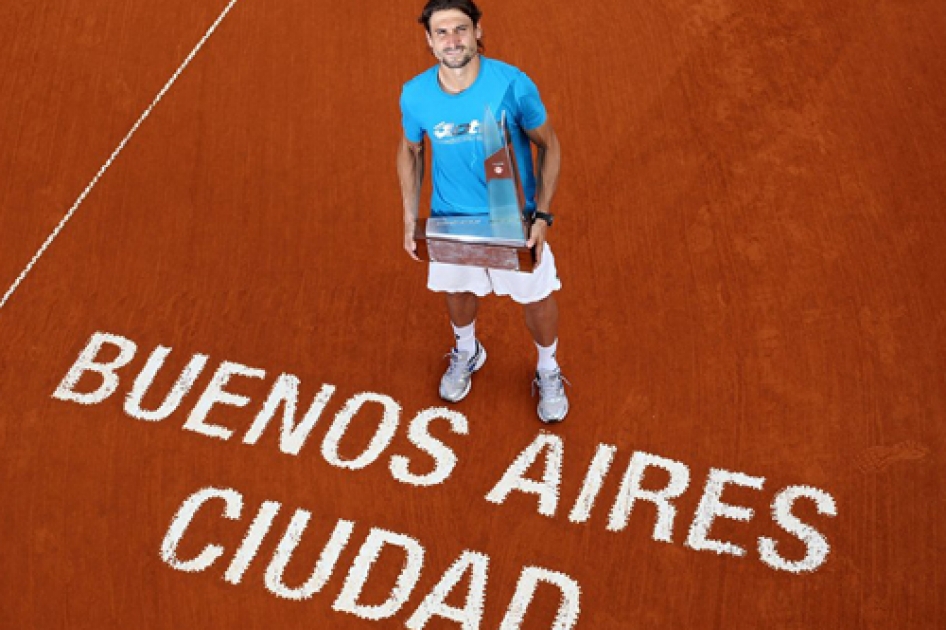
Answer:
[{"left": 124, "top": 345, "right": 209, "bottom": 421}]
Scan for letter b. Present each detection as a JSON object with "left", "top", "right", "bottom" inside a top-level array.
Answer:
[{"left": 52, "top": 332, "right": 137, "bottom": 405}]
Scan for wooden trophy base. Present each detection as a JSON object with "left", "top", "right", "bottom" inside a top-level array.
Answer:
[{"left": 414, "top": 218, "right": 535, "bottom": 273}]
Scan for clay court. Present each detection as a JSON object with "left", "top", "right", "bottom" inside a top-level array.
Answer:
[{"left": 1, "top": 0, "right": 944, "bottom": 627}]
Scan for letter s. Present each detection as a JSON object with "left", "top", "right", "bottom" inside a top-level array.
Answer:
[
  {"left": 758, "top": 485, "right": 837, "bottom": 573},
  {"left": 389, "top": 407, "right": 468, "bottom": 487}
]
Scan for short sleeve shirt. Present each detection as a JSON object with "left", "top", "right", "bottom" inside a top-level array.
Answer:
[{"left": 400, "top": 57, "right": 548, "bottom": 216}]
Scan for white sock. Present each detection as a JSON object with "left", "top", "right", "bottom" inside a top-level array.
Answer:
[
  {"left": 452, "top": 322, "right": 477, "bottom": 355},
  {"left": 536, "top": 339, "right": 559, "bottom": 372}
]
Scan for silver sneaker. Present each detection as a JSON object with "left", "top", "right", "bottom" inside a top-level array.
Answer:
[
  {"left": 534, "top": 368, "right": 569, "bottom": 423},
  {"left": 439, "top": 342, "right": 487, "bottom": 402}
]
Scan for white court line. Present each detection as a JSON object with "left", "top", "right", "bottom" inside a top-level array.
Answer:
[{"left": 0, "top": 0, "right": 242, "bottom": 311}]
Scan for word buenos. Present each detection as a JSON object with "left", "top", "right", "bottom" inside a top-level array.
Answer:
[{"left": 52, "top": 331, "right": 469, "bottom": 487}]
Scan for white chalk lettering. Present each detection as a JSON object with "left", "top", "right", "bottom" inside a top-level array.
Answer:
[
  {"left": 405, "top": 551, "right": 489, "bottom": 629},
  {"left": 321, "top": 393, "right": 402, "bottom": 470},
  {"left": 265, "top": 511, "right": 356, "bottom": 600},
  {"left": 243, "top": 374, "right": 337, "bottom": 455},
  {"left": 160, "top": 486, "right": 243, "bottom": 572},
  {"left": 759, "top": 485, "right": 837, "bottom": 573},
  {"left": 486, "top": 433, "right": 563, "bottom": 517},
  {"left": 160, "top": 485, "right": 584, "bottom": 624},
  {"left": 499, "top": 566, "right": 581, "bottom": 630},
  {"left": 332, "top": 528, "right": 425, "bottom": 621},
  {"left": 390, "top": 407, "right": 468, "bottom": 487},
  {"left": 568, "top": 443, "right": 617, "bottom": 524},
  {"left": 224, "top": 500, "right": 281, "bottom": 585},
  {"left": 687, "top": 468, "right": 765, "bottom": 556},
  {"left": 184, "top": 361, "right": 266, "bottom": 440},
  {"left": 52, "top": 331, "right": 137, "bottom": 405},
  {"left": 125, "top": 345, "right": 209, "bottom": 421},
  {"left": 607, "top": 451, "right": 691, "bottom": 542}
]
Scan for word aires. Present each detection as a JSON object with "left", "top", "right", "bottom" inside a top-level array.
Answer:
[
  {"left": 485, "top": 435, "right": 837, "bottom": 574},
  {"left": 161, "top": 485, "right": 579, "bottom": 628}
]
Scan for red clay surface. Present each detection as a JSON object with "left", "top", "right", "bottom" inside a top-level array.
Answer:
[{"left": 1, "top": 0, "right": 944, "bottom": 628}]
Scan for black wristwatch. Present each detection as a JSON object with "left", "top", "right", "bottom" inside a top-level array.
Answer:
[{"left": 532, "top": 211, "right": 554, "bottom": 226}]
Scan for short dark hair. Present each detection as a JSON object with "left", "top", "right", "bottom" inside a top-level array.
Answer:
[{"left": 417, "top": 0, "right": 483, "bottom": 32}]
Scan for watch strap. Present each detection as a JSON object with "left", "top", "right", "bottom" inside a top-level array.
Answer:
[{"left": 532, "top": 211, "right": 554, "bottom": 226}]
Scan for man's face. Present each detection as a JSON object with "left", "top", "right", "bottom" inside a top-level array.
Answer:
[{"left": 426, "top": 9, "right": 481, "bottom": 69}]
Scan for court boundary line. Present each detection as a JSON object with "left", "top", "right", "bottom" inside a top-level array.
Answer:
[{"left": 0, "top": 0, "right": 242, "bottom": 311}]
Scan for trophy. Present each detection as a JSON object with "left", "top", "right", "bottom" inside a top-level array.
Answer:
[{"left": 414, "top": 106, "right": 535, "bottom": 272}]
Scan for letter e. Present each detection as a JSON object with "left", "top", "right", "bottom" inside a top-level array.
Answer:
[{"left": 686, "top": 468, "right": 765, "bottom": 557}]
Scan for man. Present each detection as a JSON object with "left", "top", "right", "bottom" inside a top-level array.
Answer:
[{"left": 396, "top": 0, "right": 568, "bottom": 423}]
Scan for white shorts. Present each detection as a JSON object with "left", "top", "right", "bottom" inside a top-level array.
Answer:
[{"left": 427, "top": 243, "right": 562, "bottom": 304}]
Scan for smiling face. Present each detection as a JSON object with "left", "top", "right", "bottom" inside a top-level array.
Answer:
[{"left": 426, "top": 8, "right": 482, "bottom": 69}]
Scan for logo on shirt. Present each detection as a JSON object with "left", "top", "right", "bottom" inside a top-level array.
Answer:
[{"left": 433, "top": 120, "right": 481, "bottom": 143}]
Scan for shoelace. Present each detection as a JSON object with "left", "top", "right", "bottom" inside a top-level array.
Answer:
[
  {"left": 444, "top": 349, "right": 473, "bottom": 377},
  {"left": 533, "top": 371, "right": 571, "bottom": 398}
]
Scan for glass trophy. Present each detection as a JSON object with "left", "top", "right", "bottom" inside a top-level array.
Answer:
[{"left": 414, "top": 106, "right": 535, "bottom": 272}]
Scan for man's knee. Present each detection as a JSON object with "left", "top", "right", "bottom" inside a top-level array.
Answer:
[{"left": 523, "top": 294, "right": 556, "bottom": 313}]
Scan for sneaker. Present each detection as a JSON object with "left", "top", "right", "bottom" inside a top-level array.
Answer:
[
  {"left": 439, "top": 341, "right": 487, "bottom": 402},
  {"left": 533, "top": 368, "right": 569, "bottom": 423}
]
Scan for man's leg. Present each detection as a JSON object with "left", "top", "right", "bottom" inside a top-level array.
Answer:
[
  {"left": 524, "top": 295, "right": 568, "bottom": 423},
  {"left": 446, "top": 292, "right": 479, "bottom": 328},
  {"left": 523, "top": 294, "right": 558, "bottom": 348},
  {"left": 439, "top": 292, "right": 487, "bottom": 403},
  {"left": 445, "top": 291, "right": 479, "bottom": 354},
  {"left": 489, "top": 244, "right": 569, "bottom": 423}
]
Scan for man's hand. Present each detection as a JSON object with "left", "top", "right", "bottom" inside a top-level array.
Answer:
[
  {"left": 527, "top": 218, "right": 549, "bottom": 266},
  {"left": 404, "top": 218, "right": 421, "bottom": 261}
]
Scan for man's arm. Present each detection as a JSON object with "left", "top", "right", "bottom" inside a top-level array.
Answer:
[
  {"left": 525, "top": 121, "right": 561, "bottom": 265},
  {"left": 396, "top": 133, "right": 425, "bottom": 261}
]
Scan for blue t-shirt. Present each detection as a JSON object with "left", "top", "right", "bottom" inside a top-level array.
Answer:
[{"left": 400, "top": 57, "right": 547, "bottom": 216}]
